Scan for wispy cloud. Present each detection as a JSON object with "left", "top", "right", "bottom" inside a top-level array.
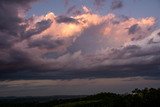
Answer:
[
  {"left": 111, "top": 0, "right": 123, "bottom": 10},
  {"left": 94, "top": 0, "right": 106, "bottom": 8}
]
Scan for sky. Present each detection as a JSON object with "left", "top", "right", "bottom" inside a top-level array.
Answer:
[{"left": 0, "top": 0, "right": 160, "bottom": 96}]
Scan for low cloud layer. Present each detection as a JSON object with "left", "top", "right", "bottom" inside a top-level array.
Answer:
[
  {"left": 0, "top": 77, "right": 159, "bottom": 96},
  {"left": 0, "top": 0, "right": 160, "bottom": 81}
]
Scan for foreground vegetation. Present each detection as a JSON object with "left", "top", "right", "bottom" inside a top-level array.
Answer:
[{"left": 0, "top": 88, "right": 160, "bottom": 107}]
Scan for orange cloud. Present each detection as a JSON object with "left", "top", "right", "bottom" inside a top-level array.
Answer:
[
  {"left": 27, "top": 6, "right": 156, "bottom": 49},
  {"left": 30, "top": 10, "right": 115, "bottom": 40},
  {"left": 82, "top": 5, "right": 91, "bottom": 13},
  {"left": 39, "top": 13, "right": 83, "bottom": 39},
  {"left": 101, "top": 16, "right": 156, "bottom": 46}
]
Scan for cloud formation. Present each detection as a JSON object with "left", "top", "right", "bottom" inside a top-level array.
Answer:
[{"left": 0, "top": 1, "right": 159, "bottom": 81}]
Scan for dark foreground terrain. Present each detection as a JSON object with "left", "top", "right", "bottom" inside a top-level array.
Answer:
[{"left": 0, "top": 88, "right": 160, "bottom": 107}]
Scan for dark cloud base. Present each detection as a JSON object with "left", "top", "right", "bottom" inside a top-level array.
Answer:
[{"left": 0, "top": 63, "right": 160, "bottom": 81}]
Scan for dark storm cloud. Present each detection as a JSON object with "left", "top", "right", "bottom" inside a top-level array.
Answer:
[
  {"left": 1, "top": 29, "right": 160, "bottom": 81},
  {"left": 0, "top": 0, "right": 160, "bottom": 82},
  {"left": 66, "top": 29, "right": 160, "bottom": 80},
  {"left": 0, "top": 0, "right": 49, "bottom": 77},
  {"left": 0, "top": 62, "right": 160, "bottom": 81},
  {"left": 0, "top": 0, "right": 52, "bottom": 69},
  {"left": 111, "top": 0, "right": 123, "bottom": 10},
  {"left": 128, "top": 24, "right": 141, "bottom": 35},
  {"left": 55, "top": 16, "right": 79, "bottom": 24},
  {"left": 0, "top": 0, "right": 51, "bottom": 53},
  {"left": 0, "top": 0, "right": 40, "bottom": 48},
  {"left": 0, "top": 0, "right": 68, "bottom": 81},
  {"left": 28, "top": 36, "right": 65, "bottom": 49},
  {"left": 0, "top": 0, "right": 37, "bottom": 33},
  {"left": 0, "top": 49, "right": 35, "bottom": 73}
]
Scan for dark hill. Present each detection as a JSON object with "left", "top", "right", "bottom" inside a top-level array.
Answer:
[{"left": 0, "top": 88, "right": 160, "bottom": 107}]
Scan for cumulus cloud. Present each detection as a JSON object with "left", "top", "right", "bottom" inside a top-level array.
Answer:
[
  {"left": 0, "top": 2, "right": 159, "bottom": 81},
  {"left": 0, "top": 0, "right": 34, "bottom": 48},
  {"left": 0, "top": 0, "right": 53, "bottom": 74},
  {"left": 24, "top": 19, "right": 52, "bottom": 39}
]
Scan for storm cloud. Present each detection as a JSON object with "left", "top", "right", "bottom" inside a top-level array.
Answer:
[
  {"left": 28, "top": 36, "right": 65, "bottom": 49},
  {"left": 0, "top": 0, "right": 159, "bottom": 81}
]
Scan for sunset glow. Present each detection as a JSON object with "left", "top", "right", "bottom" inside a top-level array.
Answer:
[{"left": 0, "top": 0, "right": 160, "bottom": 97}]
